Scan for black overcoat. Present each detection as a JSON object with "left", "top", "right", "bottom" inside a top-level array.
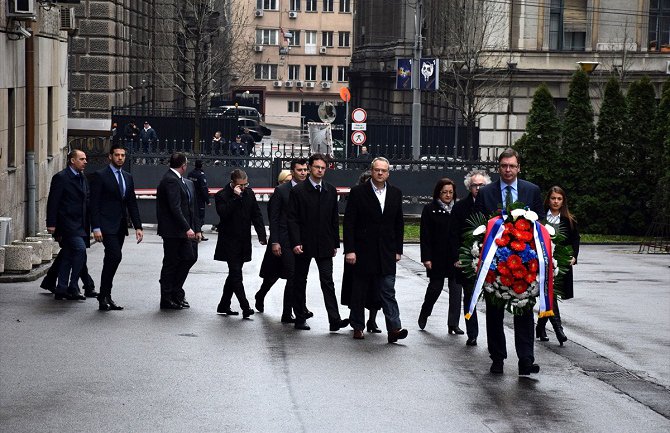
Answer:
[
  {"left": 419, "top": 200, "right": 459, "bottom": 279},
  {"left": 287, "top": 180, "right": 340, "bottom": 258},
  {"left": 46, "top": 168, "right": 91, "bottom": 247}
]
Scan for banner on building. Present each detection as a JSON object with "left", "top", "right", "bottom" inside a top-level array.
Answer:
[{"left": 396, "top": 58, "right": 440, "bottom": 91}]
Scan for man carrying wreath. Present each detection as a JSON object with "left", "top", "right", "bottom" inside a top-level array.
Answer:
[{"left": 474, "top": 148, "right": 543, "bottom": 376}]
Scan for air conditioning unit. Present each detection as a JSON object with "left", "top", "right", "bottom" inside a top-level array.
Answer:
[
  {"left": 7, "top": 0, "right": 35, "bottom": 17},
  {"left": 285, "top": 80, "right": 294, "bottom": 88},
  {"left": 255, "top": 9, "right": 264, "bottom": 17},
  {"left": 289, "top": 11, "right": 298, "bottom": 19},
  {"left": 319, "top": 47, "right": 328, "bottom": 54},
  {"left": 320, "top": 81, "right": 331, "bottom": 89},
  {"left": 273, "top": 80, "right": 282, "bottom": 87},
  {"left": 305, "top": 82, "right": 316, "bottom": 88},
  {"left": 60, "top": 7, "right": 76, "bottom": 31},
  {"left": 295, "top": 80, "right": 304, "bottom": 88},
  {"left": 254, "top": 45, "right": 263, "bottom": 52}
]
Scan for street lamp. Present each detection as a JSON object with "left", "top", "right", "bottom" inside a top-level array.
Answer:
[{"left": 576, "top": 61, "right": 599, "bottom": 74}]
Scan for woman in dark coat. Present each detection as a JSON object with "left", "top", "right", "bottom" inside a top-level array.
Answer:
[
  {"left": 214, "top": 169, "right": 267, "bottom": 318},
  {"left": 537, "top": 185, "right": 580, "bottom": 345},
  {"left": 418, "top": 178, "right": 463, "bottom": 334}
]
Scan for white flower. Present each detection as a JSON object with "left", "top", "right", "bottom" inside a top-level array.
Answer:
[
  {"left": 501, "top": 292, "right": 511, "bottom": 300},
  {"left": 524, "top": 210, "right": 539, "bottom": 222},
  {"left": 517, "top": 299, "right": 528, "bottom": 308},
  {"left": 472, "top": 225, "right": 486, "bottom": 236},
  {"left": 511, "top": 208, "right": 526, "bottom": 219},
  {"left": 471, "top": 242, "right": 480, "bottom": 257},
  {"left": 544, "top": 224, "right": 555, "bottom": 236}
]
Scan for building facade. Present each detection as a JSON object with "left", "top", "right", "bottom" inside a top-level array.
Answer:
[
  {"left": 232, "top": 0, "right": 354, "bottom": 126},
  {"left": 350, "top": 0, "right": 670, "bottom": 156},
  {"left": 0, "top": 1, "right": 71, "bottom": 241}
]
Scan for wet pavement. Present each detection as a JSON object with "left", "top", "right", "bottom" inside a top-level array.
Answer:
[{"left": 1, "top": 230, "right": 669, "bottom": 432}]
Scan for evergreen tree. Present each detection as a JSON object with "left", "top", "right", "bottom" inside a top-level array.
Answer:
[
  {"left": 513, "top": 83, "right": 560, "bottom": 193},
  {"left": 560, "top": 69, "right": 595, "bottom": 228},
  {"left": 588, "top": 77, "right": 627, "bottom": 234},
  {"left": 624, "top": 77, "right": 657, "bottom": 234},
  {"left": 652, "top": 78, "right": 670, "bottom": 220}
]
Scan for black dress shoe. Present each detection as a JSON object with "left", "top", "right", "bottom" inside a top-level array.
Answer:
[
  {"left": 366, "top": 321, "right": 381, "bottom": 333},
  {"left": 217, "top": 305, "right": 239, "bottom": 315},
  {"left": 448, "top": 326, "right": 465, "bottom": 335},
  {"left": 353, "top": 330, "right": 365, "bottom": 340},
  {"left": 98, "top": 297, "right": 110, "bottom": 311},
  {"left": 519, "top": 363, "right": 540, "bottom": 376},
  {"left": 160, "top": 300, "right": 183, "bottom": 310},
  {"left": 54, "top": 293, "right": 68, "bottom": 300},
  {"left": 178, "top": 299, "right": 190, "bottom": 309},
  {"left": 329, "top": 318, "right": 350, "bottom": 332},
  {"left": 305, "top": 309, "right": 314, "bottom": 319},
  {"left": 84, "top": 289, "right": 99, "bottom": 298},
  {"left": 254, "top": 296, "right": 264, "bottom": 313},
  {"left": 555, "top": 328, "right": 568, "bottom": 346},
  {"left": 388, "top": 328, "right": 408, "bottom": 343},
  {"left": 68, "top": 293, "right": 87, "bottom": 301},
  {"left": 242, "top": 308, "right": 255, "bottom": 319},
  {"left": 418, "top": 314, "right": 427, "bottom": 330},
  {"left": 294, "top": 322, "right": 311, "bottom": 330},
  {"left": 536, "top": 325, "right": 549, "bottom": 342},
  {"left": 490, "top": 360, "right": 504, "bottom": 374},
  {"left": 281, "top": 315, "right": 296, "bottom": 324},
  {"left": 200, "top": 236, "right": 209, "bottom": 241},
  {"left": 466, "top": 338, "right": 477, "bottom": 346},
  {"left": 107, "top": 297, "right": 124, "bottom": 311}
]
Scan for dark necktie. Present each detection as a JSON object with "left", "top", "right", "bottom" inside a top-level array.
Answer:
[
  {"left": 77, "top": 173, "right": 83, "bottom": 188},
  {"left": 315, "top": 184, "right": 321, "bottom": 193},
  {"left": 116, "top": 169, "right": 125, "bottom": 197},
  {"left": 505, "top": 185, "right": 513, "bottom": 208},
  {"left": 182, "top": 178, "right": 191, "bottom": 202}
]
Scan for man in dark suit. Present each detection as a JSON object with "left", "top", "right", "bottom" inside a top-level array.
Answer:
[
  {"left": 474, "top": 148, "right": 543, "bottom": 376},
  {"left": 90, "top": 144, "right": 143, "bottom": 311},
  {"left": 452, "top": 169, "right": 491, "bottom": 346},
  {"left": 255, "top": 158, "right": 311, "bottom": 323},
  {"left": 287, "top": 153, "right": 349, "bottom": 332},
  {"left": 156, "top": 152, "right": 203, "bottom": 310},
  {"left": 46, "top": 149, "right": 90, "bottom": 301},
  {"left": 343, "top": 157, "right": 408, "bottom": 343}
]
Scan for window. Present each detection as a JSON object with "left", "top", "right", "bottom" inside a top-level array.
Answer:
[
  {"left": 257, "top": 0, "right": 278, "bottom": 10},
  {"left": 321, "top": 65, "right": 333, "bottom": 81},
  {"left": 323, "top": 0, "right": 333, "bottom": 12},
  {"left": 305, "top": 65, "right": 317, "bottom": 81},
  {"left": 339, "top": 0, "right": 350, "bottom": 12},
  {"left": 338, "top": 31, "right": 350, "bottom": 47},
  {"left": 289, "top": 0, "right": 300, "bottom": 11},
  {"left": 306, "top": 0, "right": 317, "bottom": 12},
  {"left": 322, "top": 31, "right": 334, "bottom": 47},
  {"left": 337, "top": 66, "right": 348, "bottom": 82},
  {"left": 549, "top": 0, "right": 586, "bottom": 51},
  {"left": 649, "top": 0, "right": 670, "bottom": 51},
  {"left": 288, "top": 30, "right": 301, "bottom": 46},
  {"left": 288, "top": 65, "right": 300, "bottom": 80},
  {"left": 305, "top": 30, "right": 317, "bottom": 54},
  {"left": 255, "top": 64, "right": 278, "bottom": 80},
  {"left": 256, "top": 29, "right": 279, "bottom": 45},
  {"left": 288, "top": 101, "right": 300, "bottom": 113}
]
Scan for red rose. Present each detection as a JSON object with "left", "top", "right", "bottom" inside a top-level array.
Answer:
[
  {"left": 485, "top": 270, "right": 496, "bottom": 283},
  {"left": 515, "top": 219, "right": 531, "bottom": 231},
  {"left": 510, "top": 240, "right": 526, "bottom": 251},
  {"left": 500, "top": 275, "right": 514, "bottom": 286},
  {"left": 512, "top": 280, "right": 528, "bottom": 294},
  {"left": 524, "top": 273, "right": 537, "bottom": 284},
  {"left": 507, "top": 255, "right": 523, "bottom": 269}
]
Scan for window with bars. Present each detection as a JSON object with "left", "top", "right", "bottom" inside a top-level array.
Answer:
[
  {"left": 256, "top": 29, "right": 279, "bottom": 45},
  {"left": 338, "top": 31, "right": 350, "bottom": 47},
  {"left": 322, "top": 31, "right": 334, "bottom": 47},
  {"left": 255, "top": 64, "right": 278, "bottom": 80},
  {"left": 649, "top": 0, "right": 670, "bottom": 51},
  {"left": 305, "top": 65, "right": 317, "bottom": 81},
  {"left": 549, "top": 0, "right": 586, "bottom": 51}
]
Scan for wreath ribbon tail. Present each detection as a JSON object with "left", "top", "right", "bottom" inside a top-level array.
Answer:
[
  {"left": 467, "top": 217, "right": 505, "bottom": 319},
  {"left": 534, "top": 221, "right": 555, "bottom": 316}
]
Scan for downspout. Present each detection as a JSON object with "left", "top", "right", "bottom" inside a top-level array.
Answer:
[{"left": 25, "top": 21, "right": 37, "bottom": 237}]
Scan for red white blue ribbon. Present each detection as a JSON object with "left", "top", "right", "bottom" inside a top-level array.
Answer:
[
  {"left": 534, "top": 221, "right": 555, "bottom": 317},
  {"left": 465, "top": 216, "right": 505, "bottom": 319}
]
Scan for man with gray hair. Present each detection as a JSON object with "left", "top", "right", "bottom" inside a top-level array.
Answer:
[{"left": 453, "top": 169, "right": 491, "bottom": 346}]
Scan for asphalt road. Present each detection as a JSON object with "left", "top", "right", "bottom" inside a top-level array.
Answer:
[{"left": 1, "top": 230, "right": 668, "bottom": 432}]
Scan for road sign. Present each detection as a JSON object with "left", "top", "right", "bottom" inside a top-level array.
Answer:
[
  {"left": 352, "top": 108, "right": 367, "bottom": 123},
  {"left": 351, "top": 131, "right": 366, "bottom": 145},
  {"left": 351, "top": 123, "right": 366, "bottom": 131},
  {"left": 339, "top": 87, "right": 351, "bottom": 102}
]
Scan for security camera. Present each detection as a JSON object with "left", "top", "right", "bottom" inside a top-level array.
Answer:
[{"left": 17, "top": 26, "right": 32, "bottom": 39}]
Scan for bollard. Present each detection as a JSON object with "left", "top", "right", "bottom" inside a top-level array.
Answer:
[
  {"left": 2, "top": 245, "right": 33, "bottom": 272},
  {"left": 12, "top": 241, "right": 42, "bottom": 266},
  {"left": 26, "top": 237, "right": 54, "bottom": 262}
]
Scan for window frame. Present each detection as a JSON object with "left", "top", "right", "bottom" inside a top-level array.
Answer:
[
  {"left": 288, "top": 65, "right": 300, "bottom": 80},
  {"left": 321, "top": 65, "right": 333, "bottom": 81},
  {"left": 305, "top": 65, "right": 317, "bottom": 81},
  {"left": 338, "top": 31, "right": 350, "bottom": 47},
  {"left": 323, "top": 0, "right": 333, "bottom": 12},
  {"left": 256, "top": 29, "right": 279, "bottom": 45},
  {"left": 255, "top": 64, "right": 278, "bottom": 80},
  {"left": 322, "top": 31, "right": 334, "bottom": 47},
  {"left": 339, "top": 0, "right": 351, "bottom": 13},
  {"left": 288, "top": 101, "right": 301, "bottom": 113},
  {"left": 337, "top": 66, "right": 348, "bottom": 82},
  {"left": 305, "top": 0, "right": 317, "bottom": 12}
]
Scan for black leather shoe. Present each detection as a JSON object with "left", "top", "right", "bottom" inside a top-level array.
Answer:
[
  {"left": 54, "top": 293, "right": 68, "bottom": 300},
  {"left": 388, "top": 328, "right": 408, "bottom": 343},
  {"left": 519, "top": 363, "right": 540, "bottom": 376},
  {"left": 305, "top": 309, "right": 314, "bottom": 319},
  {"left": 254, "top": 296, "right": 264, "bottom": 313},
  {"left": 107, "top": 297, "right": 124, "bottom": 311},
  {"left": 536, "top": 325, "right": 549, "bottom": 342},
  {"left": 418, "top": 314, "right": 427, "bottom": 330},
  {"left": 490, "top": 360, "right": 504, "bottom": 374},
  {"left": 179, "top": 299, "right": 190, "bottom": 309},
  {"left": 555, "top": 328, "right": 568, "bottom": 346},
  {"left": 40, "top": 281, "right": 55, "bottom": 293},
  {"left": 466, "top": 338, "right": 477, "bottom": 346},
  {"left": 84, "top": 289, "right": 99, "bottom": 298},
  {"left": 216, "top": 305, "right": 239, "bottom": 315},
  {"left": 98, "top": 297, "right": 110, "bottom": 311},
  {"left": 448, "top": 326, "right": 465, "bottom": 335},
  {"left": 68, "top": 293, "right": 86, "bottom": 301},
  {"left": 200, "top": 236, "right": 209, "bottom": 241},
  {"left": 242, "top": 308, "right": 255, "bottom": 319},
  {"left": 366, "top": 321, "right": 381, "bottom": 333},
  {"left": 329, "top": 319, "right": 350, "bottom": 332},
  {"left": 160, "top": 301, "right": 183, "bottom": 310},
  {"left": 353, "top": 330, "right": 365, "bottom": 340},
  {"left": 281, "top": 315, "right": 296, "bottom": 324},
  {"left": 294, "top": 322, "right": 311, "bottom": 330}
]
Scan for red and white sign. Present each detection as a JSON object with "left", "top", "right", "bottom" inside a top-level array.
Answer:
[
  {"left": 351, "top": 108, "right": 367, "bottom": 123},
  {"left": 351, "top": 131, "right": 367, "bottom": 145}
]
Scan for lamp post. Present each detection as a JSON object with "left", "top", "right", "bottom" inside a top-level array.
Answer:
[
  {"left": 577, "top": 61, "right": 599, "bottom": 74},
  {"left": 411, "top": 0, "right": 424, "bottom": 160}
]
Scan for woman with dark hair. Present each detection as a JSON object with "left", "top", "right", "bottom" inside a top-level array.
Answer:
[
  {"left": 537, "top": 186, "right": 580, "bottom": 346},
  {"left": 418, "top": 177, "right": 464, "bottom": 335}
]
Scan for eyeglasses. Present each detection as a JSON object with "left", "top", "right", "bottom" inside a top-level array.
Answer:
[
  {"left": 499, "top": 164, "right": 519, "bottom": 170},
  {"left": 470, "top": 183, "right": 485, "bottom": 189}
]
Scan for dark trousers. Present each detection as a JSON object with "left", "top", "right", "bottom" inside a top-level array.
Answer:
[
  {"left": 293, "top": 255, "right": 341, "bottom": 324},
  {"left": 159, "top": 237, "right": 197, "bottom": 302},
  {"left": 56, "top": 236, "right": 87, "bottom": 295},
  {"left": 420, "top": 277, "right": 462, "bottom": 327},
  {"left": 463, "top": 284, "right": 479, "bottom": 340},
  {"left": 99, "top": 231, "right": 126, "bottom": 298},
  {"left": 485, "top": 296, "right": 535, "bottom": 366},
  {"left": 256, "top": 245, "right": 296, "bottom": 317},
  {"left": 196, "top": 205, "right": 206, "bottom": 227},
  {"left": 42, "top": 250, "right": 94, "bottom": 291},
  {"left": 536, "top": 295, "right": 561, "bottom": 330},
  {"left": 350, "top": 274, "right": 400, "bottom": 331},
  {"left": 219, "top": 260, "right": 250, "bottom": 310}
]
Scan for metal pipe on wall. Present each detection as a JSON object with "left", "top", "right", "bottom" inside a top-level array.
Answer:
[{"left": 25, "top": 21, "right": 37, "bottom": 237}]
